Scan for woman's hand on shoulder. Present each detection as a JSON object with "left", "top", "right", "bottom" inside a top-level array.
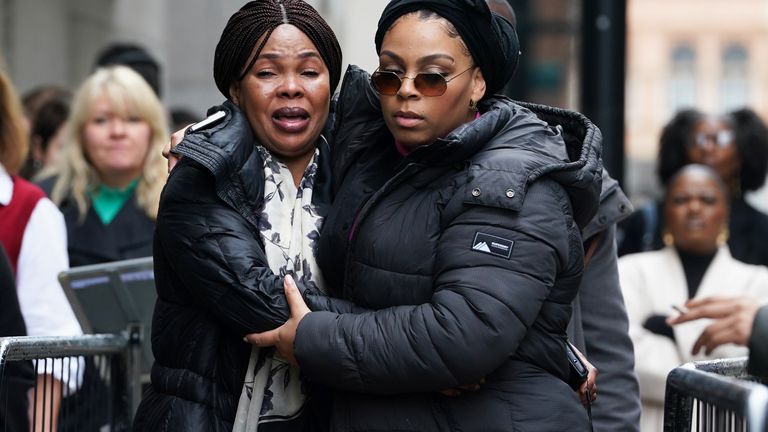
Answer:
[{"left": 163, "top": 125, "right": 190, "bottom": 173}]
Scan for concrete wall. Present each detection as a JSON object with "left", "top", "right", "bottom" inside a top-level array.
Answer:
[{"left": 0, "top": 0, "right": 390, "bottom": 116}]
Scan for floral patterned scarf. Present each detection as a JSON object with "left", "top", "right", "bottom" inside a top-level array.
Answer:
[{"left": 233, "top": 143, "right": 327, "bottom": 431}]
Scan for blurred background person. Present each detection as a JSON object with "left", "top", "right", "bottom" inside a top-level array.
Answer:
[
  {"left": 618, "top": 164, "right": 768, "bottom": 431},
  {"left": 94, "top": 43, "right": 162, "bottom": 98},
  {"left": 21, "top": 85, "right": 71, "bottom": 130},
  {"left": 19, "top": 94, "right": 72, "bottom": 180},
  {"left": 619, "top": 108, "right": 768, "bottom": 267},
  {"left": 0, "top": 61, "right": 82, "bottom": 432},
  {"left": 39, "top": 65, "right": 168, "bottom": 267},
  {"left": 169, "top": 106, "right": 200, "bottom": 132}
]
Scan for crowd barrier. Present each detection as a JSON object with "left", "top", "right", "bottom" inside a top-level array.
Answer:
[
  {"left": 664, "top": 357, "right": 768, "bottom": 432},
  {"left": 0, "top": 324, "right": 143, "bottom": 432}
]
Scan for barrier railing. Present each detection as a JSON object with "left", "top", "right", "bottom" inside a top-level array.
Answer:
[
  {"left": 0, "top": 324, "right": 143, "bottom": 432},
  {"left": 664, "top": 357, "right": 768, "bottom": 432}
]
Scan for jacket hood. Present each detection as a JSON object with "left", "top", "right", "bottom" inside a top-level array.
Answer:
[{"left": 451, "top": 98, "right": 603, "bottom": 228}]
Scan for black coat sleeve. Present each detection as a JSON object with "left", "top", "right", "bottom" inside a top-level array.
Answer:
[
  {"left": 155, "top": 161, "right": 288, "bottom": 335},
  {"left": 748, "top": 305, "right": 768, "bottom": 378},
  {"left": 155, "top": 161, "right": 364, "bottom": 335},
  {"left": 293, "top": 180, "right": 578, "bottom": 394},
  {"left": 576, "top": 225, "right": 642, "bottom": 431}
]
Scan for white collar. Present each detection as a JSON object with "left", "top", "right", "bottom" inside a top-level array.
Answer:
[{"left": 0, "top": 164, "right": 12, "bottom": 206}]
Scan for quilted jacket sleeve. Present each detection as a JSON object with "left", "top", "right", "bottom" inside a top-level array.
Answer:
[
  {"left": 155, "top": 160, "right": 289, "bottom": 335},
  {"left": 156, "top": 160, "right": 365, "bottom": 336},
  {"left": 293, "top": 179, "right": 580, "bottom": 394}
]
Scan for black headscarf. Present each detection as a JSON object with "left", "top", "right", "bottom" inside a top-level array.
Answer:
[{"left": 374, "top": 0, "right": 520, "bottom": 98}]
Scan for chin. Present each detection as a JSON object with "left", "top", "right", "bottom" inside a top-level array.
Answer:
[{"left": 392, "top": 133, "right": 428, "bottom": 149}]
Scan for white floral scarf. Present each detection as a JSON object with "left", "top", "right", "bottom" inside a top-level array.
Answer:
[{"left": 233, "top": 143, "right": 327, "bottom": 432}]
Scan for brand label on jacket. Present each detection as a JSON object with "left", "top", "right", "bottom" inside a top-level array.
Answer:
[{"left": 472, "top": 232, "right": 514, "bottom": 259}]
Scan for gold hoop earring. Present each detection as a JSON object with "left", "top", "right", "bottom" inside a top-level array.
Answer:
[
  {"left": 663, "top": 232, "right": 674, "bottom": 247},
  {"left": 469, "top": 99, "right": 479, "bottom": 113},
  {"left": 716, "top": 228, "right": 729, "bottom": 246}
]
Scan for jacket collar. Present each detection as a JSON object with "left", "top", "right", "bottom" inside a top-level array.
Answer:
[{"left": 173, "top": 100, "right": 333, "bottom": 223}]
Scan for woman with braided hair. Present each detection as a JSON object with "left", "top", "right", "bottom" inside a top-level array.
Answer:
[{"left": 133, "top": 1, "right": 349, "bottom": 430}]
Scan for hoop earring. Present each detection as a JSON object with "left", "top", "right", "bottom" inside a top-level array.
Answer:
[
  {"left": 469, "top": 99, "right": 479, "bottom": 113},
  {"left": 716, "top": 228, "right": 729, "bottom": 247},
  {"left": 663, "top": 232, "right": 674, "bottom": 247}
]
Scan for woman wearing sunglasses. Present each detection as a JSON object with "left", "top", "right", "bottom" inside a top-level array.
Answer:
[{"left": 248, "top": 0, "right": 602, "bottom": 430}]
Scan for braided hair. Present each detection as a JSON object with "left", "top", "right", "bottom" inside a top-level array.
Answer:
[{"left": 213, "top": 0, "right": 342, "bottom": 100}]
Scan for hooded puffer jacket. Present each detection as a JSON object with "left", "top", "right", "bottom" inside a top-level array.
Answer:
[{"left": 293, "top": 66, "right": 603, "bottom": 432}]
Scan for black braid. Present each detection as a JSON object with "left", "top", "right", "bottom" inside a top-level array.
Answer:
[{"left": 213, "top": 0, "right": 342, "bottom": 100}]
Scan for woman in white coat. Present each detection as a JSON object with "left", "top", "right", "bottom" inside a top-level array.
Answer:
[{"left": 618, "top": 164, "right": 768, "bottom": 432}]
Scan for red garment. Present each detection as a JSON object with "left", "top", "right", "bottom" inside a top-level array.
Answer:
[{"left": 0, "top": 176, "right": 46, "bottom": 274}]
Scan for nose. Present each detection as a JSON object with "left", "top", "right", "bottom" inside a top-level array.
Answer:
[
  {"left": 110, "top": 118, "right": 127, "bottom": 136},
  {"left": 278, "top": 73, "right": 304, "bottom": 99},
  {"left": 396, "top": 76, "right": 419, "bottom": 99},
  {"left": 700, "top": 139, "right": 718, "bottom": 154},
  {"left": 687, "top": 198, "right": 703, "bottom": 214}
]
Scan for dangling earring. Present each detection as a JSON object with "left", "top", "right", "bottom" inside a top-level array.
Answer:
[
  {"left": 663, "top": 232, "right": 674, "bottom": 247},
  {"left": 716, "top": 228, "right": 729, "bottom": 247},
  {"left": 469, "top": 99, "right": 479, "bottom": 113}
]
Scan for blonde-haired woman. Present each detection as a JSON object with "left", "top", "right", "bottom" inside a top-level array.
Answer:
[{"left": 40, "top": 65, "right": 168, "bottom": 267}]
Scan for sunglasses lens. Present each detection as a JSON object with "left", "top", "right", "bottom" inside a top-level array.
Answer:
[
  {"left": 415, "top": 73, "right": 447, "bottom": 96},
  {"left": 371, "top": 72, "right": 401, "bottom": 95}
]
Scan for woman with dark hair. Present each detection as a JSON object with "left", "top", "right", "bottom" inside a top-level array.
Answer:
[
  {"left": 619, "top": 108, "right": 768, "bottom": 267},
  {"left": 619, "top": 164, "right": 768, "bottom": 431},
  {"left": 248, "top": 0, "right": 601, "bottom": 429},
  {"left": 133, "top": 1, "right": 348, "bottom": 430},
  {"left": 20, "top": 93, "right": 71, "bottom": 180}
]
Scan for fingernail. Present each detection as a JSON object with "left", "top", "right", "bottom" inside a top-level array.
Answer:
[
  {"left": 243, "top": 337, "right": 248, "bottom": 342},
  {"left": 285, "top": 274, "right": 294, "bottom": 284}
]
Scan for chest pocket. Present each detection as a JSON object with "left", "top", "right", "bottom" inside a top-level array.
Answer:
[{"left": 463, "top": 166, "right": 527, "bottom": 212}]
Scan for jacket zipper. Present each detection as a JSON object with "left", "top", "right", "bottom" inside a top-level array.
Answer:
[{"left": 342, "top": 162, "right": 422, "bottom": 295}]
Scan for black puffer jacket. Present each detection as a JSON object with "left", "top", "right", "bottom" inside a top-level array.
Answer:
[
  {"left": 294, "top": 66, "right": 602, "bottom": 432},
  {"left": 132, "top": 101, "right": 347, "bottom": 431}
]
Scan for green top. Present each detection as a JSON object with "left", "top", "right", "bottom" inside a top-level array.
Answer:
[{"left": 89, "top": 179, "right": 139, "bottom": 225}]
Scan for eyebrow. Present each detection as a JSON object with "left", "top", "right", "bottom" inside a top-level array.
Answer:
[
  {"left": 259, "top": 51, "right": 323, "bottom": 61},
  {"left": 379, "top": 50, "right": 456, "bottom": 65}
]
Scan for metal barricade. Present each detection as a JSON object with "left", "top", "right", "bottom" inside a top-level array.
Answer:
[
  {"left": 0, "top": 324, "right": 143, "bottom": 432},
  {"left": 664, "top": 357, "right": 768, "bottom": 432}
]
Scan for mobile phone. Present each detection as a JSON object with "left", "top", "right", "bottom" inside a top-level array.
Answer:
[
  {"left": 672, "top": 304, "right": 688, "bottom": 315},
  {"left": 189, "top": 110, "right": 226, "bottom": 132},
  {"left": 566, "top": 342, "right": 588, "bottom": 390}
]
